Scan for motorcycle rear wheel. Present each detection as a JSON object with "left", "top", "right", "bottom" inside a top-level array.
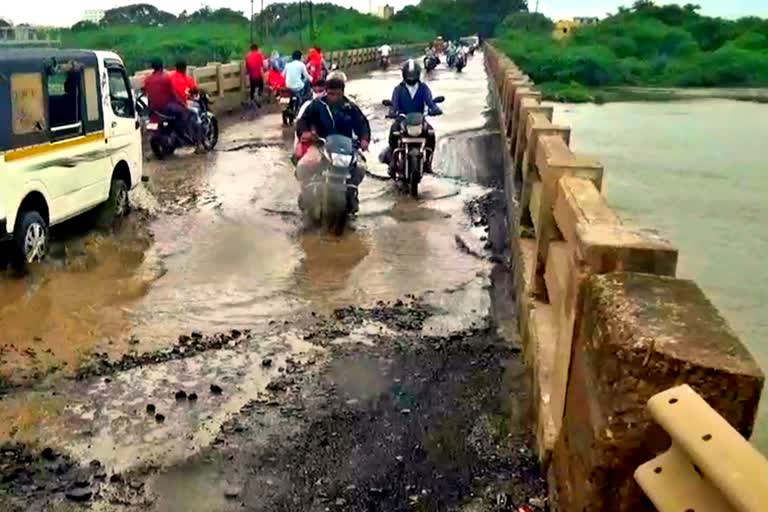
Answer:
[{"left": 203, "top": 116, "right": 219, "bottom": 150}]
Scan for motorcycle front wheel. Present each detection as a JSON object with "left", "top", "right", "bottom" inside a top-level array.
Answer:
[{"left": 408, "top": 153, "right": 422, "bottom": 198}]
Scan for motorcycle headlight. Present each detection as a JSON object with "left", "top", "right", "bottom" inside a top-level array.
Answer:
[
  {"left": 330, "top": 153, "right": 353, "bottom": 168},
  {"left": 406, "top": 124, "right": 423, "bottom": 137}
]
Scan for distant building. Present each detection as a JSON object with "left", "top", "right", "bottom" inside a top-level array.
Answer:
[
  {"left": 0, "top": 17, "right": 12, "bottom": 27},
  {"left": 0, "top": 25, "right": 60, "bottom": 47},
  {"left": 553, "top": 17, "right": 600, "bottom": 39},
  {"left": 574, "top": 17, "right": 599, "bottom": 26},
  {"left": 377, "top": 4, "right": 394, "bottom": 19},
  {"left": 82, "top": 9, "right": 106, "bottom": 24}
]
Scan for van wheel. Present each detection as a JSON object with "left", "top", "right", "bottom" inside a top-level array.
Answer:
[
  {"left": 13, "top": 211, "right": 48, "bottom": 266},
  {"left": 97, "top": 178, "right": 130, "bottom": 228}
]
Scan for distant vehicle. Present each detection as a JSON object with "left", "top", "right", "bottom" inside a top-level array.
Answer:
[
  {"left": 0, "top": 49, "right": 143, "bottom": 266},
  {"left": 460, "top": 35, "right": 480, "bottom": 49}
]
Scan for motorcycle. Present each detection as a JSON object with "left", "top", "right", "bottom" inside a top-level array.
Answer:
[
  {"left": 380, "top": 54, "right": 391, "bottom": 69},
  {"left": 296, "top": 135, "right": 363, "bottom": 234},
  {"left": 424, "top": 54, "right": 439, "bottom": 72},
  {"left": 280, "top": 87, "right": 304, "bottom": 126},
  {"left": 137, "top": 91, "right": 219, "bottom": 160},
  {"left": 455, "top": 52, "right": 467, "bottom": 73},
  {"left": 382, "top": 96, "right": 445, "bottom": 198}
]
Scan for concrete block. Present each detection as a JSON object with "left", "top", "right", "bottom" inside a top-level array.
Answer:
[
  {"left": 532, "top": 136, "right": 604, "bottom": 280},
  {"left": 544, "top": 241, "right": 570, "bottom": 310},
  {"left": 554, "top": 177, "right": 619, "bottom": 247},
  {"left": 515, "top": 238, "right": 538, "bottom": 340},
  {"left": 509, "top": 89, "right": 541, "bottom": 153},
  {"left": 514, "top": 104, "right": 554, "bottom": 171},
  {"left": 518, "top": 119, "right": 571, "bottom": 228},
  {"left": 551, "top": 272, "right": 765, "bottom": 512},
  {"left": 528, "top": 301, "right": 558, "bottom": 465},
  {"left": 530, "top": 180, "right": 542, "bottom": 236},
  {"left": 577, "top": 224, "right": 678, "bottom": 277}
]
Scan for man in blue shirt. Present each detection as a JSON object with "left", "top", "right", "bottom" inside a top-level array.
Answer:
[
  {"left": 381, "top": 59, "right": 442, "bottom": 174},
  {"left": 283, "top": 50, "right": 312, "bottom": 95}
]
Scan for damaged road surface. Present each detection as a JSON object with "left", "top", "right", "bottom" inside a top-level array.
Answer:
[{"left": 0, "top": 54, "right": 546, "bottom": 511}]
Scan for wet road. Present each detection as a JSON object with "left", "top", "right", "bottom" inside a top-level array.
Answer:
[{"left": 0, "top": 54, "right": 545, "bottom": 511}]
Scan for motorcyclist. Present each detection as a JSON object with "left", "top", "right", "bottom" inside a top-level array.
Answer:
[
  {"left": 307, "top": 46, "right": 329, "bottom": 84},
  {"left": 295, "top": 75, "right": 371, "bottom": 212},
  {"left": 294, "top": 79, "right": 327, "bottom": 158},
  {"left": 168, "top": 59, "right": 204, "bottom": 143},
  {"left": 283, "top": 50, "right": 312, "bottom": 98},
  {"left": 144, "top": 58, "right": 204, "bottom": 153},
  {"left": 267, "top": 60, "right": 287, "bottom": 98},
  {"left": 379, "top": 43, "right": 392, "bottom": 63},
  {"left": 381, "top": 59, "right": 442, "bottom": 174}
]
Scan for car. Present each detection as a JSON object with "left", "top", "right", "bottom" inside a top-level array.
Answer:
[{"left": 0, "top": 49, "right": 143, "bottom": 267}]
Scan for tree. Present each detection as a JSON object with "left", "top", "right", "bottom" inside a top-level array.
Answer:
[
  {"left": 497, "top": 12, "right": 553, "bottom": 34},
  {"left": 101, "top": 4, "right": 176, "bottom": 27},
  {"left": 183, "top": 6, "right": 248, "bottom": 24}
]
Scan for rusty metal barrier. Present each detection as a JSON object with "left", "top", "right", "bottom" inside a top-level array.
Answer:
[{"left": 636, "top": 385, "right": 768, "bottom": 512}]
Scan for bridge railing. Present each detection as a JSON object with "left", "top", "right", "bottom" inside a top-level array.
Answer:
[
  {"left": 129, "top": 44, "right": 422, "bottom": 115},
  {"left": 484, "top": 43, "right": 766, "bottom": 511}
]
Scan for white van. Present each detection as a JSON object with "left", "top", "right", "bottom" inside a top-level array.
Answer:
[{"left": 0, "top": 49, "right": 142, "bottom": 265}]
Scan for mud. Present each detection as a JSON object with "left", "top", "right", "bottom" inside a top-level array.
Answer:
[{"left": 0, "top": 52, "right": 546, "bottom": 511}]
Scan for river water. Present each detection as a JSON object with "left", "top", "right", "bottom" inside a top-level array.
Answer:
[{"left": 552, "top": 99, "right": 768, "bottom": 451}]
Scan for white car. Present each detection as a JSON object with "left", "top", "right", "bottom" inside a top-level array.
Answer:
[{"left": 0, "top": 49, "right": 143, "bottom": 266}]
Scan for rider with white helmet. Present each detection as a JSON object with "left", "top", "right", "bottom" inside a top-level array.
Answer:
[{"left": 380, "top": 59, "right": 442, "bottom": 174}]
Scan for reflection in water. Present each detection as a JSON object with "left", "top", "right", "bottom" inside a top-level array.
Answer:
[
  {"left": 554, "top": 99, "right": 768, "bottom": 451},
  {"left": 294, "top": 230, "right": 371, "bottom": 310}
]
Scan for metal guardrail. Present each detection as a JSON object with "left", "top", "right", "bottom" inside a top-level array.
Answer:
[{"left": 636, "top": 385, "right": 768, "bottom": 512}]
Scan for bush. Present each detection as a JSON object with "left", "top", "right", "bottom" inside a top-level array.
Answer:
[{"left": 494, "top": 1, "right": 768, "bottom": 98}]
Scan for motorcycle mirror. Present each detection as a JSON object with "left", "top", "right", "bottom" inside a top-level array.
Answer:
[
  {"left": 434, "top": 96, "right": 445, "bottom": 104},
  {"left": 382, "top": 99, "right": 393, "bottom": 107}
]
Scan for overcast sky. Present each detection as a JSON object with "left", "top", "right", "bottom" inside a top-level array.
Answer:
[{"left": 3, "top": 0, "right": 767, "bottom": 28}]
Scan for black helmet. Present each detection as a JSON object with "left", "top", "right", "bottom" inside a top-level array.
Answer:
[{"left": 402, "top": 59, "right": 421, "bottom": 85}]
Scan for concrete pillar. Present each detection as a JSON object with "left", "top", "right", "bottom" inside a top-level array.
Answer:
[{"left": 551, "top": 272, "right": 764, "bottom": 511}]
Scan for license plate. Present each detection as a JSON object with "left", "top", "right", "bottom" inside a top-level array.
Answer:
[
  {"left": 279, "top": 97, "right": 290, "bottom": 104},
  {"left": 146, "top": 122, "right": 158, "bottom": 130}
]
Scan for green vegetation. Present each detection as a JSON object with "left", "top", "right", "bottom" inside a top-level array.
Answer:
[
  {"left": 64, "top": 3, "right": 433, "bottom": 72},
  {"left": 494, "top": 1, "right": 768, "bottom": 102},
  {"left": 63, "top": 0, "right": 535, "bottom": 72}
]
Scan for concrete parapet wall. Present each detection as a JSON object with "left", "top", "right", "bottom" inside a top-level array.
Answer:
[
  {"left": 129, "top": 44, "right": 420, "bottom": 116},
  {"left": 483, "top": 43, "right": 765, "bottom": 511}
]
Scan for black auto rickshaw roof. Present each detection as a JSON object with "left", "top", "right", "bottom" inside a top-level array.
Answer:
[{"left": 0, "top": 49, "right": 98, "bottom": 74}]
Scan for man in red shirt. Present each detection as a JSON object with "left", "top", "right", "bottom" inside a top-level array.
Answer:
[
  {"left": 245, "top": 44, "right": 266, "bottom": 107},
  {"left": 168, "top": 60, "right": 198, "bottom": 102},
  {"left": 143, "top": 59, "right": 203, "bottom": 152}
]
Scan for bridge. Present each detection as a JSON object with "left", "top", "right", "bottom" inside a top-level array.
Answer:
[{"left": 0, "top": 43, "right": 766, "bottom": 512}]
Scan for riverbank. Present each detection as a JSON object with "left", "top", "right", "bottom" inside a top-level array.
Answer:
[{"left": 539, "top": 82, "right": 768, "bottom": 104}]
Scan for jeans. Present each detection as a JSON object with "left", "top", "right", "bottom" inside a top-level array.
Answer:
[
  {"left": 161, "top": 103, "right": 202, "bottom": 146},
  {"left": 249, "top": 77, "right": 264, "bottom": 100}
]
